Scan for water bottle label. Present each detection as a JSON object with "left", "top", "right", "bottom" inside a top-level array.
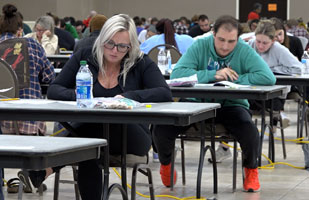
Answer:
[{"left": 76, "top": 85, "right": 91, "bottom": 99}]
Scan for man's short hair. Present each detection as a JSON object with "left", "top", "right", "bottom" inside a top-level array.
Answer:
[
  {"left": 213, "top": 15, "right": 242, "bottom": 37},
  {"left": 198, "top": 14, "right": 208, "bottom": 21}
]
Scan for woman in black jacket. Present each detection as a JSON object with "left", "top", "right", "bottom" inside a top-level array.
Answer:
[{"left": 46, "top": 14, "right": 172, "bottom": 200}]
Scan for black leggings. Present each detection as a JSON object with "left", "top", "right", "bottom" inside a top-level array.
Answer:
[
  {"left": 72, "top": 123, "right": 152, "bottom": 200},
  {"left": 153, "top": 106, "right": 259, "bottom": 169}
]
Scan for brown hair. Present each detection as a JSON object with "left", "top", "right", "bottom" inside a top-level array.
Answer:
[
  {"left": 271, "top": 17, "right": 289, "bottom": 49},
  {"left": 255, "top": 20, "right": 276, "bottom": 40},
  {"left": 156, "top": 18, "right": 178, "bottom": 49},
  {"left": 213, "top": 15, "right": 242, "bottom": 37},
  {"left": 0, "top": 4, "right": 23, "bottom": 34}
]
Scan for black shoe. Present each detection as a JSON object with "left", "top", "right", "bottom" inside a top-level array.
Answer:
[
  {"left": 17, "top": 171, "right": 32, "bottom": 193},
  {"left": 28, "top": 170, "right": 46, "bottom": 188}
]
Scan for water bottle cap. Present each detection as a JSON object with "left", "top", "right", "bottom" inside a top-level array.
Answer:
[
  {"left": 302, "top": 59, "right": 307, "bottom": 64},
  {"left": 80, "top": 60, "right": 87, "bottom": 65}
]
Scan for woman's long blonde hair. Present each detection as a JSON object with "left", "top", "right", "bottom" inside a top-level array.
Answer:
[{"left": 92, "top": 14, "right": 143, "bottom": 86}]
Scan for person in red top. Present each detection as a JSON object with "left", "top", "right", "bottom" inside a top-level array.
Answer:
[{"left": 248, "top": 3, "right": 262, "bottom": 21}]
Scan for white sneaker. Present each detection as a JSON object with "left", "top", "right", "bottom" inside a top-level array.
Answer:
[
  {"left": 280, "top": 112, "right": 290, "bottom": 129},
  {"left": 208, "top": 145, "right": 232, "bottom": 163}
]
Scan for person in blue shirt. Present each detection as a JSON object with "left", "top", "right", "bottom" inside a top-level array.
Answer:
[{"left": 140, "top": 18, "right": 194, "bottom": 55}]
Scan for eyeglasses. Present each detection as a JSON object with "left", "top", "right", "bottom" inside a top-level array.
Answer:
[
  {"left": 35, "top": 28, "right": 46, "bottom": 33},
  {"left": 104, "top": 40, "right": 131, "bottom": 53}
]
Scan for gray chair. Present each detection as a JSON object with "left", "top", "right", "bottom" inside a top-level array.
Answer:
[
  {"left": 0, "top": 58, "right": 19, "bottom": 99},
  {"left": 147, "top": 44, "right": 182, "bottom": 64}
]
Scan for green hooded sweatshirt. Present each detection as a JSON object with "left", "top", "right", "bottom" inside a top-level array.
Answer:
[{"left": 171, "top": 35, "right": 276, "bottom": 109}]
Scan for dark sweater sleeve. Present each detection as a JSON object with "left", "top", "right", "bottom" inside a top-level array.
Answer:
[
  {"left": 121, "top": 55, "right": 173, "bottom": 103},
  {"left": 289, "top": 36, "right": 304, "bottom": 61},
  {"left": 47, "top": 50, "right": 85, "bottom": 101}
]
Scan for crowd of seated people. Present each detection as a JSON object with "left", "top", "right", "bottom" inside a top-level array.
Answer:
[{"left": 2, "top": 3, "right": 309, "bottom": 198}]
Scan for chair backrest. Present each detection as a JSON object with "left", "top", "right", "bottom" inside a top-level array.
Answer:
[
  {"left": 147, "top": 44, "right": 182, "bottom": 64},
  {"left": 0, "top": 38, "right": 30, "bottom": 89},
  {"left": 0, "top": 58, "right": 19, "bottom": 98},
  {"left": 298, "top": 36, "right": 308, "bottom": 50}
]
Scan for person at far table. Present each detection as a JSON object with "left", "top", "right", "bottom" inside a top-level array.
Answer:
[
  {"left": 248, "top": 20, "right": 302, "bottom": 133},
  {"left": 0, "top": 3, "right": 55, "bottom": 193},
  {"left": 140, "top": 18, "right": 194, "bottom": 55},
  {"left": 153, "top": 15, "right": 276, "bottom": 193},
  {"left": 24, "top": 15, "right": 58, "bottom": 55},
  {"left": 46, "top": 14, "right": 172, "bottom": 200},
  {"left": 188, "top": 14, "right": 211, "bottom": 38}
]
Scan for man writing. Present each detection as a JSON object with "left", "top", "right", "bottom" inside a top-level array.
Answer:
[
  {"left": 153, "top": 15, "right": 276, "bottom": 192},
  {"left": 189, "top": 14, "right": 211, "bottom": 37}
]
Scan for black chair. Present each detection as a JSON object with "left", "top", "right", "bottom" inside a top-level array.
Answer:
[
  {"left": 53, "top": 124, "right": 155, "bottom": 200},
  {"left": 170, "top": 122, "right": 241, "bottom": 195}
]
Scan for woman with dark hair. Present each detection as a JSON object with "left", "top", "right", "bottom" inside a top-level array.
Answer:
[
  {"left": 0, "top": 3, "right": 55, "bottom": 193},
  {"left": 271, "top": 17, "right": 304, "bottom": 61},
  {"left": 140, "top": 18, "right": 194, "bottom": 54}
]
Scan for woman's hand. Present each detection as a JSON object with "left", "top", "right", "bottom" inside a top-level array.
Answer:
[{"left": 43, "top": 30, "right": 51, "bottom": 37}]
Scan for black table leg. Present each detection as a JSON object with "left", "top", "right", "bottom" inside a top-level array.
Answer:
[
  {"left": 102, "top": 124, "right": 110, "bottom": 200},
  {"left": 121, "top": 125, "right": 128, "bottom": 193},
  {"left": 258, "top": 101, "right": 266, "bottom": 166}
]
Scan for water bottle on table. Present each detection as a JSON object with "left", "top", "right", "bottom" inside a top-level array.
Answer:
[
  {"left": 301, "top": 51, "right": 309, "bottom": 75},
  {"left": 76, "top": 60, "right": 93, "bottom": 108},
  {"left": 157, "top": 48, "right": 168, "bottom": 75},
  {"left": 166, "top": 49, "right": 172, "bottom": 74}
]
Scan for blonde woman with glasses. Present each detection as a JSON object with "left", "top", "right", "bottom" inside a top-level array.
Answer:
[{"left": 43, "top": 14, "right": 172, "bottom": 200}]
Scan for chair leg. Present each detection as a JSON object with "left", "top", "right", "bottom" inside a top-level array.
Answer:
[
  {"left": 180, "top": 138, "right": 186, "bottom": 185},
  {"left": 53, "top": 166, "right": 80, "bottom": 200},
  {"left": 131, "top": 164, "right": 155, "bottom": 200},
  {"left": 196, "top": 145, "right": 217, "bottom": 196},
  {"left": 72, "top": 166, "right": 80, "bottom": 200},
  {"left": 232, "top": 139, "right": 237, "bottom": 192},
  {"left": 279, "top": 117, "right": 287, "bottom": 159}
]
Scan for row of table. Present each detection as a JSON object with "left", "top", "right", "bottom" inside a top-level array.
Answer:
[{"left": 2, "top": 74, "right": 309, "bottom": 199}]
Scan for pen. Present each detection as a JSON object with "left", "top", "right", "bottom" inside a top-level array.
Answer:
[{"left": 0, "top": 98, "right": 20, "bottom": 101}]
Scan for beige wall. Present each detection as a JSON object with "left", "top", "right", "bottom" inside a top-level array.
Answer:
[{"left": 0, "top": 0, "right": 309, "bottom": 23}]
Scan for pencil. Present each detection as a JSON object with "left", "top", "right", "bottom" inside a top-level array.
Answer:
[{"left": 0, "top": 98, "right": 20, "bottom": 101}]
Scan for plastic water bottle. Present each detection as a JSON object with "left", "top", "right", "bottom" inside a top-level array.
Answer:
[
  {"left": 301, "top": 51, "right": 309, "bottom": 75},
  {"left": 76, "top": 60, "right": 93, "bottom": 108},
  {"left": 166, "top": 49, "right": 172, "bottom": 74},
  {"left": 157, "top": 48, "right": 168, "bottom": 74}
]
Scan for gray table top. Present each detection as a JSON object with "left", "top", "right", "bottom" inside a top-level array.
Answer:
[
  {"left": 170, "top": 85, "right": 286, "bottom": 100},
  {"left": 0, "top": 135, "right": 106, "bottom": 155},
  {"left": 0, "top": 100, "right": 220, "bottom": 126},
  {"left": 0, "top": 135, "right": 106, "bottom": 169}
]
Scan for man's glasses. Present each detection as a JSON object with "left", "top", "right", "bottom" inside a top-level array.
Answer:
[{"left": 104, "top": 40, "right": 131, "bottom": 53}]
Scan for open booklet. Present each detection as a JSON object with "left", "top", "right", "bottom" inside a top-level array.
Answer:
[{"left": 196, "top": 81, "right": 250, "bottom": 89}]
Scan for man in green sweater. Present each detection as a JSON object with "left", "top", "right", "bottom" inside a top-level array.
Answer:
[{"left": 153, "top": 15, "right": 276, "bottom": 192}]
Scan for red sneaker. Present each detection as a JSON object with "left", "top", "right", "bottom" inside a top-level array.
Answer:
[
  {"left": 243, "top": 168, "right": 260, "bottom": 192},
  {"left": 160, "top": 163, "right": 177, "bottom": 187}
]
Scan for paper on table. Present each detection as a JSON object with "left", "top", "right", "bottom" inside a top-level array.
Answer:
[
  {"left": 0, "top": 87, "right": 13, "bottom": 93},
  {"left": 4, "top": 99, "right": 55, "bottom": 104},
  {"left": 196, "top": 81, "right": 250, "bottom": 89}
]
